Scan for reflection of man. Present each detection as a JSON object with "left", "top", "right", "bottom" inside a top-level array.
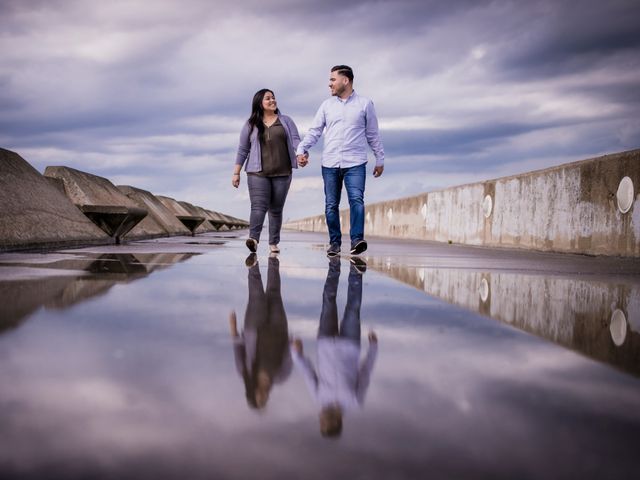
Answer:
[
  {"left": 296, "top": 65, "right": 385, "bottom": 258},
  {"left": 291, "top": 257, "right": 378, "bottom": 438},
  {"left": 230, "top": 254, "right": 292, "bottom": 409}
]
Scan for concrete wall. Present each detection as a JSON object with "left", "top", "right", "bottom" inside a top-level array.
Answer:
[{"left": 285, "top": 149, "right": 640, "bottom": 257}]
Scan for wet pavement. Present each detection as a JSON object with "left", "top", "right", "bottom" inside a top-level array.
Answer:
[{"left": 1, "top": 230, "right": 639, "bottom": 480}]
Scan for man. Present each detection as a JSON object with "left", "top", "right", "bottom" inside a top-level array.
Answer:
[
  {"left": 297, "top": 65, "right": 385, "bottom": 257},
  {"left": 291, "top": 257, "right": 378, "bottom": 438}
]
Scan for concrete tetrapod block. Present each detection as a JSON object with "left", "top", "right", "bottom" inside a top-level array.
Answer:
[
  {"left": 178, "top": 201, "right": 217, "bottom": 233},
  {"left": 79, "top": 205, "right": 147, "bottom": 244},
  {"left": 44, "top": 166, "right": 148, "bottom": 244},
  {"left": 0, "top": 148, "right": 110, "bottom": 252},
  {"left": 226, "top": 214, "right": 249, "bottom": 229},
  {"left": 117, "top": 185, "right": 190, "bottom": 238},
  {"left": 156, "top": 196, "right": 205, "bottom": 236},
  {"left": 214, "top": 212, "right": 249, "bottom": 229},
  {"left": 204, "top": 210, "right": 232, "bottom": 230}
]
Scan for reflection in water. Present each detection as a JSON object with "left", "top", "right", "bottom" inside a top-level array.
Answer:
[
  {"left": 367, "top": 259, "right": 640, "bottom": 376},
  {"left": 230, "top": 254, "right": 292, "bottom": 409},
  {"left": 1, "top": 244, "right": 640, "bottom": 479},
  {"left": 0, "top": 253, "right": 197, "bottom": 331},
  {"left": 292, "top": 257, "right": 377, "bottom": 438}
]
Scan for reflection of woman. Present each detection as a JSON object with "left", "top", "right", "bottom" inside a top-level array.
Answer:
[
  {"left": 229, "top": 255, "right": 292, "bottom": 409},
  {"left": 232, "top": 89, "right": 306, "bottom": 254}
]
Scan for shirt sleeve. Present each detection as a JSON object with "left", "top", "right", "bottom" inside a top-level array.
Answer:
[
  {"left": 364, "top": 100, "right": 385, "bottom": 167},
  {"left": 232, "top": 337, "right": 246, "bottom": 377},
  {"left": 356, "top": 341, "right": 378, "bottom": 405},
  {"left": 292, "top": 349, "right": 319, "bottom": 398},
  {"left": 296, "top": 104, "right": 326, "bottom": 156},
  {"left": 285, "top": 116, "right": 301, "bottom": 152},
  {"left": 234, "top": 122, "right": 252, "bottom": 167}
]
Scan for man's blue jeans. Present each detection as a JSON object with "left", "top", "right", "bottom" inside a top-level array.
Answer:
[
  {"left": 318, "top": 258, "right": 362, "bottom": 344},
  {"left": 321, "top": 164, "right": 366, "bottom": 246}
]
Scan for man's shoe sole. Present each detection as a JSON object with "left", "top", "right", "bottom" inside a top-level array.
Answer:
[
  {"left": 246, "top": 238, "right": 257, "bottom": 252},
  {"left": 350, "top": 240, "right": 368, "bottom": 255}
]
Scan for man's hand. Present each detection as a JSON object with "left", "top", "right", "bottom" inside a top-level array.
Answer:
[
  {"left": 297, "top": 153, "right": 309, "bottom": 167},
  {"left": 368, "top": 331, "right": 378, "bottom": 343},
  {"left": 373, "top": 165, "right": 384, "bottom": 178},
  {"left": 232, "top": 173, "right": 240, "bottom": 188},
  {"left": 291, "top": 337, "right": 304, "bottom": 354}
]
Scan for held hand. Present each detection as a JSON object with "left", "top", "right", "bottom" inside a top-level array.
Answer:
[
  {"left": 297, "top": 153, "right": 309, "bottom": 167},
  {"left": 368, "top": 331, "right": 378, "bottom": 343},
  {"left": 232, "top": 173, "right": 240, "bottom": 188},
  {"left": 373, "top": 165, "right": 384, "bottom": 178}
]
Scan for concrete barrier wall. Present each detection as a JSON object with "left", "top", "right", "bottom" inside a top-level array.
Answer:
[{"left": 285, "top": 149, "right": 640, "bottom": 257}]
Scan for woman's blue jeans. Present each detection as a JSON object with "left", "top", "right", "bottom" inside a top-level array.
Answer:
[{"left": 321, "top": 164, "right": 366, "bottom": 246}]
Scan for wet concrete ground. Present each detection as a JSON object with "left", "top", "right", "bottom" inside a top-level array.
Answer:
[{"left": 1, "top": 230, "right": 639, "bottom": 479}]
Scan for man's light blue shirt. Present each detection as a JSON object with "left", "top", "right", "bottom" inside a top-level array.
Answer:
[{"left": 296, "top": 91, "right": 385, "bottom": 168}]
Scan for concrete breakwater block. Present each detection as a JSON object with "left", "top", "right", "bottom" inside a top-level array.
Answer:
[
  {"left": 178, "top": 201, "right": 217, "bottom": 233},
  {"left": 0, "top": 148, "right": 109, "bottom": 251},
  {"left": 79, "top": 205, "right": 147, "bottom": 244},
  {"left": 117, "top": 185, "right": 190, "bottom": 238},
  {"left": 156, "top": 196, "right": 205, "bottom": 236},
  {"left": 226, "top": 214, "right": 249, "bottom": 228},
  {"left": 44, "top": 166, "right": 147, "bottom": 243},
  {"left": 205, "top": 209, "right": 231, "bottom": 230}
]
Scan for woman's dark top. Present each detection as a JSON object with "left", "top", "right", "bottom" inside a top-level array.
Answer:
[{"left": 255, "top": 117, "right": 292, "bottom": 177}]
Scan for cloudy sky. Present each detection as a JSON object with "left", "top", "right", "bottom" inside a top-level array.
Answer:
[{"left": 1, "top": 0, "right": 639, "bottom": 221}]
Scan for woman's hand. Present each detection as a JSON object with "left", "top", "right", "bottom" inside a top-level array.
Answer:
[
  {"left": 232, "top": 173, "right": 240, "bottom": 188},
  {"left": 291, "top": 337, "right": 304, "bottom": 354}
]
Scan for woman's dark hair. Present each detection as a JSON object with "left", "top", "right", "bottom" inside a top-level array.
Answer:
[{"left": 248, "top": 88, "right": 280, "bottom": 138}]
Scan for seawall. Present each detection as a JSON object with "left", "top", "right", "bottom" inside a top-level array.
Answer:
[{"left": 285, "top": 149, "right": 640, "bottom": 257}]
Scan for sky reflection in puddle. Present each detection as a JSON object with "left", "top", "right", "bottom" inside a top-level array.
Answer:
[{"left": 1, "top": 243, "right": 639, "bottom": 479}]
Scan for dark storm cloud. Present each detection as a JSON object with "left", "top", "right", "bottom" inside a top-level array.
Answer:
[
  {"left": 0, "top": 0, "right": 638, "bottom": 220},
  {"left": 383, "top": 122, "right": 556, "bottom": 157},
  {"left": 498, "top": 0, "right": 640, "bottom": 79}
]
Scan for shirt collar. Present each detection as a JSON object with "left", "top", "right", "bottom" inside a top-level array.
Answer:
[{"left": 336, "top": 90, "right": 356, "bottom": 103}]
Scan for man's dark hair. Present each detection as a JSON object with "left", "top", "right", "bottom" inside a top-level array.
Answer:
[{"left": 331, "top": 65, "right": 354, "bottom": 83}]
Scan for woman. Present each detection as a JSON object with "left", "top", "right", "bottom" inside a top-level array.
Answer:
[
  {"left": 229, "top": 255, "right": 292, "bottom": 409},
  {"left": 232, "top": 89, "right": 305, "bottom": 253}
]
